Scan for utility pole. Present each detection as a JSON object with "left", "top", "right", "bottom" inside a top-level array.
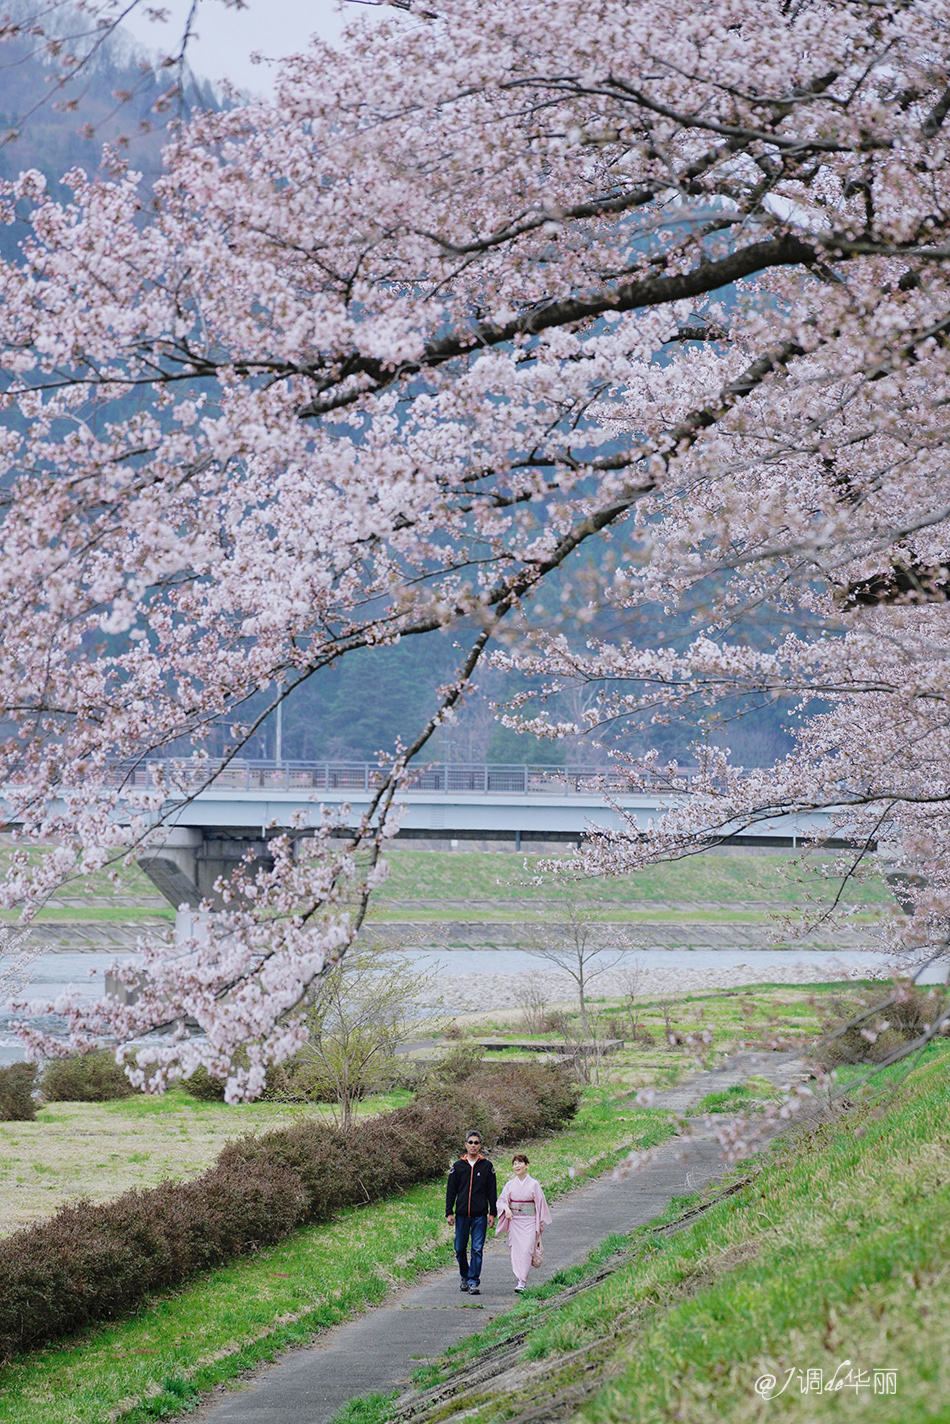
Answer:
[{"left": 275, "top": 697, "right": 283, "bottom": 765}]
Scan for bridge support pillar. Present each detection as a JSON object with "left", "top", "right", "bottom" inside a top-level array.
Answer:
[{"left": 137, "top": 827, "right": 277, "bottom": 944}]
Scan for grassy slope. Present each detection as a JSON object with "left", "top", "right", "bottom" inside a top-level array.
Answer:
[
  {"left": 366, "top": 1047, "right": 950, "bottom": 1424},
  {"left": 0, "top": 848, "right": 172, "bottom": 922},
  {"left": 377, "top": 848, "right": 890, "bottom": 914},
  {"left": 1, "top": 846, "right": 890, "bottom": 925},
  {"left": 0, "top": 1093, "right": 674, "bottom": 1424}
]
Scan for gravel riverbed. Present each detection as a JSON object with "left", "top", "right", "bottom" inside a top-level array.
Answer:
[{"left": 410, "top": 949, "right": 894, "bottom": 1014}]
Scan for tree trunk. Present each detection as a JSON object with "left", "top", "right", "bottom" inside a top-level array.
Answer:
[{"left": 577, "top": 963, "right": 590, "bottom": 1037}]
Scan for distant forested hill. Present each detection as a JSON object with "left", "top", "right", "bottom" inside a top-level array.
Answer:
[
  {"left": 0, "top": 17, "right": 799, "bottom": 769},
  {"left": 0, "top": 2, "right": 216, "bottom": 228}
]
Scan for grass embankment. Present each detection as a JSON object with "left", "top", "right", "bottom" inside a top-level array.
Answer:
[
  {"left": 0, "top": 848, "right": 173, "bottom": 924},
  {"left": 0, "top": 1089, "right": 674, "bottom": 1424},
  {"left": 1, "top": 845, "right": 890, "bottom": 927},
  {"left": 373, "top": 848, "right": 890, "bottom": 924},
  {"left": 345, "top": 1045, "right": 950, "bottom": 1424}
]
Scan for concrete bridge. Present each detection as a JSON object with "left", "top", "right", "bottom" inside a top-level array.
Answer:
[{"left": 130, "top": 760, "right": 847, "bottom": 927}]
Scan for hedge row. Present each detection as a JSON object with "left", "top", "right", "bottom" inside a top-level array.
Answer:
[{"left": 0, "top": 1059, "right": 578, "bottom": 1361}]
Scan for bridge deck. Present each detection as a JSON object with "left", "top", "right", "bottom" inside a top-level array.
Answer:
[{"left": 138, "top": 761, "right": 842, "bottom": 843}]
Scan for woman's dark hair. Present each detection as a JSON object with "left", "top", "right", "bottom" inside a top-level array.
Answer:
[{"left": 511, "top": 1152, "right": 529, "bottom": 1165}]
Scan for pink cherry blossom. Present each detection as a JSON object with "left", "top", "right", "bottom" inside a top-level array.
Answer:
[{"left": 1, "top": 0, "right": 949, "bottom": 1092}]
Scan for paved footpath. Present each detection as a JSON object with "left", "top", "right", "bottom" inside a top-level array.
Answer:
[{"left": 194, "top": 1052, "right": 806, "bottom": 1424}]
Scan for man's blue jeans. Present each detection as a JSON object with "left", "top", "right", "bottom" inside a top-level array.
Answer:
[{"left": 454, "top": 1214, "right": 487, "bottom": 1286}]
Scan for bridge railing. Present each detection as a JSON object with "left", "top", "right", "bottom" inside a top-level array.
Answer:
[{"left": 121, "top": 760, "right": 700, "bottom": 795}]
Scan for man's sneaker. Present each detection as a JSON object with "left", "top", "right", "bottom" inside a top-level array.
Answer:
[
  {"left": 459, "top": 1281, "right": 470, "bottom": 1292},
  {"left": 468, "top": 1284, "right": 481, "bottom": 1295}
]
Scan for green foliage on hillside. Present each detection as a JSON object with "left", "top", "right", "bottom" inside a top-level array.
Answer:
[{"left": 0, "top": 18, "right": 216, "bottom": 243}]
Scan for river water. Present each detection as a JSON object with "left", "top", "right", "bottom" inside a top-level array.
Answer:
[{"left": 0, "top": 942, "right": 896, "bottom": 1065}]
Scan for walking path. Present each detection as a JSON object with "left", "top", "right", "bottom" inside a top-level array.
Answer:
[{"left": 192, "top": 1050, "right": 807, "bottom": 1424}]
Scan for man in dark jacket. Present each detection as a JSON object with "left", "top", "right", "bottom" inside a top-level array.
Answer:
[{"left": 446, "top": 1129, "right": 497, "bottom": 1295}]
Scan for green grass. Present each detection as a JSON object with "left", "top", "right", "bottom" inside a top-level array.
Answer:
[
  {"left": 0, "top": 843, "right": 892, "bottom": 910},
  {"left": 366, "top": 1046, "right": 950, "bottom": 1424},
  {"left": 0, "top": 844, "right": 892, "bottom": 929},
  {"left": 376, "top": 849, "right": 891, "bottom": 912},
  {"left": 331, "top": 1394, "right": 399, "bottom": 1424},
  {"left": 692, "top": 1078, "right": 780, "bottom": 1114},
  {"left": 693, "top": 1084, "right": 760, "bottom": 1113},
  {"left": 369, "top": 905, "right": 886, "bottom": 926},
  {"left": 0, "top": 848, "right": 166, "bottom": 907},
  {"left": 0, "top": 1093, "right": 675, "bottom": 1424},
  {"left": 0, "top": 1088, "right": 417, "bottom": 1239},
  {"left": 0, "top": 905, "right": 173, "bottom": 923}
]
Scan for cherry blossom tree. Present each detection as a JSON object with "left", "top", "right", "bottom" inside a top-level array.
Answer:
[{"left": 2, "top": 0, "right": 950, "bottom": 1092}]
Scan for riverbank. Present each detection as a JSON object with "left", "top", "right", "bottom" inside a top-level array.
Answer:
[
  {"left": 0, "top": 981, "right": 864, "bottom": 1236},
  {"left": 0, "top": 1089, "right": 674, "bottom": 1424},
  {"left": 0, "top": 846, "right": 896, "bottom": 1064},
  {"left": 1, "top": 944, "right": 893, "bottom": 1066}
]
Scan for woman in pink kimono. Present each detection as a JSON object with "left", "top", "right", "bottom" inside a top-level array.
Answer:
[{"left": 496, "top": 1153, "right": 552, "bottom": 1292}]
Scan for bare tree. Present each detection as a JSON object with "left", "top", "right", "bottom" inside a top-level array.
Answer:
[
  {"left": 614, "top": 956, "right": 646, "bottom": 1038},
  {"left": 513, "top": 972, "right": 549, "bottom": 1035},
  {"left": 525, "top": 896, "right": 626, "bottom": 1037}
]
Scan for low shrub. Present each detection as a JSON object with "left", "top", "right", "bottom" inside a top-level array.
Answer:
[
  {"left": 417, "top": 1057, "right": 580, "bottom": 1149},
  {"left": 180, "top": 1065, "right": 229, "bottom": 1102},
  {"left": 384, "top": 1061, "right": 425, "bottom": 1094},
  {"left": 602, "top": 1013, "right": 654, "bottom": 1045},
  {"left": 221, "top": 1099, "right": 463, "bottom": 1216},
  {"left": 0, "top": 1062, "right": 37, "bottom": 1121},
  {"left": 542, "top": 1009, "right": 571, "bottom": 1036},
  {"left": 818, "top": 984, "right": 950, "bottom": 1067},
  {"left": 260, "top": 1054, "right": 345, "bottom": 1105},
  {"left": 259, "top": 1050, "right": 422, "bottom": 1104},
  {"left": 0, "top": 1162, "right": 306, "bottom": 1357},
  {"left": 427, "top": 1044, "right": 486, "bottom": 1084},
  {"left": 481, "top": 1059, "right": 581, "bottom": 1138},
  {"left": 42, "top": 1051, "right": 134, "bottom": 1102},
  {"left": 415, "top": 1081, "right": 499, "bottom": 1150},
  {"left": 0, "top": 1059, "right": 578, "bottom": 1362}
]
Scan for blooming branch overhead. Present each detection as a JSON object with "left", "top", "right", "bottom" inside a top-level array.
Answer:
[{"left": 1, "top": 0, "right": 949, "bottom": 1089}]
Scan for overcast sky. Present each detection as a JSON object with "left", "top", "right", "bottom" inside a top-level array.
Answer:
[{"left": 121, "top": 0, "right": 351, "bottom": 95}]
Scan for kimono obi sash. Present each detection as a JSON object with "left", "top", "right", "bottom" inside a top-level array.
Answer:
[{"left": 509, "top": 1200, "right": 536, "bottom": 1215}]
